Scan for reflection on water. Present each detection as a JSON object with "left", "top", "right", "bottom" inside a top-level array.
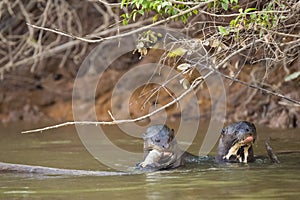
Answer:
[{"left": 0, "top": 122, "right": 299, "bottom": 199}]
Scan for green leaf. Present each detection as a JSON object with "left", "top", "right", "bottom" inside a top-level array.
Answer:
[
  {"left": 122, "top": 19, "right": 128, "bottom": 26},
  {"left": 135, "top": 1, "right": 140, "bottom": 9},
  {"left": 121, "top": 0, "right": 128, "bottom": 8},
  {"left": 284, "top": 71, "right": 300, "bottom": 82},
  {"left": 230, "top": 19, "right": 237, "bottom": 27},
  {"left": 152, "top": 14, "right": 159, "bottom": 23},
  {"left": 221, "top": 2, "right": 229, "bottom": 11},
  {"left": 230, "top": 0, "right": 238, "bottom": 3},
  {"left": 168, "top": 47, "right": 187, "bottom": 57},
  {"left": 181, "top": 15, "right": 187, "bottom": 23},
  {"left": 245, "top": 8, "right": 257, "bottom": 13},
  {"left": 161, "top": 2, "right": 170, "bottom": 8},
  {"left": 138, "top": 10, "right": 144, "bottom": 16},
  {"left": 232, "top": 5, "right": 240, "bottom": 10},
  {"left": 192, "top": 9, "right": 198, "bottom": 15},
  {"left": 141, "top": 1, "right": 148, "bottom": 8},
  {"left": 132, "top": 11, "right": 137, "bottom": 21},
  {"left": 259, "top": 29, "right": 264, "bottom": 37},
  {"left": 218, "top": 26, "right": 229, "bottom": 36},
  {"left": 250, "top": 13, "right": 256, "bottom": 20},
  {"left": 157, "top": 4, "right": 161, "bottom": 12}
]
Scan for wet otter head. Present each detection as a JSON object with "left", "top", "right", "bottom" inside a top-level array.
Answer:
[
  {"left": 216, "top": 121, "right": 257, "bottom": 163},
  {"left": 138, "top": 125, "right": 182, "bottom": 170},
  {"left": 142, "top": 124, "right": 175, "bottom": 157}
]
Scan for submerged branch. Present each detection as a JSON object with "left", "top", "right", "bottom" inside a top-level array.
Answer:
[
  {"left": 265, "top": 140, "right": 280, "bottom": 164},
  {"left": 0, "top": 162, "right": 128, "bottom": 176}
]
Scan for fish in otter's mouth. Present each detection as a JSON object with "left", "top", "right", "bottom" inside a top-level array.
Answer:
[
  {"left": 217, "top": 121, "right": 257, "bottom": 163},
  {"left": 223, "top": 134, "right": 255, "bottom": 163},
  {"left": 139, "top": 148, "right": 175, "bottom": 168}
]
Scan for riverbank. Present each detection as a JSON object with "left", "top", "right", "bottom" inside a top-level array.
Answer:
[{"left": 0, "top": 49, "right": 299, "bottom": 128}]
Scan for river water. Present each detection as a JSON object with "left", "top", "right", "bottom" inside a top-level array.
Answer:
[{"left": 0, "top": 122, "right": 299, "bottom": 199}]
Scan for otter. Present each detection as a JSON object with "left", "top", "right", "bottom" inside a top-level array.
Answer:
[
  {"left": 137, "top": 121, "right": 270, "bottom": 170},
  {"left": 136, "top": 125, "right": 186, "bottom": 170},
  {"left": 215, "top": 121, "right": 256, "bottom": 163}
]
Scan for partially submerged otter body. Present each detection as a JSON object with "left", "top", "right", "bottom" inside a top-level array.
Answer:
[
  {"left": 137, "top": 125, "right": 185, "bottom": 170},
  {"left": 138, "top": 121, "right": 260, "bottom": 171}
]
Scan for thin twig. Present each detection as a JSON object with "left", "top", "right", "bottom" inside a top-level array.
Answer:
[
  {"left": 97, "top": 0, "right": 121, "bottom": 7},
  {"left": 208, "top": 38, "right": 300, "bottom": 106},
  {"left": 220, "top": 72, "right": 300, "bottom": 105},
  {"left": 26, "top": 0, "right": 216, "bottom": 43},
  {"left": 0, "top": 40, "right": 81, "bottom": 73},
  {"left": 170, "top": 0, "right": 200, "bottom": 5},
  {"left": 200, "top": 9, "right": 290, "bottom": 18},
  {"left": 21, "top": 35, "right": 300, "bottom": 134},
  {"left": 21, "top": 73, "right": 210, "bottom": 134}
]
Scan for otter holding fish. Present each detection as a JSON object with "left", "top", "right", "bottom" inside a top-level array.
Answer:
[
  {"left": 137, "top": 121, "right": 278, "bottom": 170},
  {"left": 137, "top": 125, "right": 186, "bottom": 170},
  {"left": 215, "top": 121, "right": 256, "bottom": 163}
]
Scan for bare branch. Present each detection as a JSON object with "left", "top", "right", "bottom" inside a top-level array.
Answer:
[
  {"left": 21, "top": 72, "right": 210, "bottom": 134},
  {"left": 26, "top": 0, "right": 216, "bottom": 43},
  {"left": 97, "top": 0, "right": 121, "bottom": 7},
  {"left": 200, "top": 9, "right": 291, "bottom": 18}
]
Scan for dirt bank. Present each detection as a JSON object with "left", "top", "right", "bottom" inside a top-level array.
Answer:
[
  {"left": 1, "top": 1, "right": 299, "bottom": 129},
  {"left": 0, "top": 47, "right": 299, "bottom": 128}
]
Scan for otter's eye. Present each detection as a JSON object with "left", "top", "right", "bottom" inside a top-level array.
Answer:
[
  {"left": 245, "top": 128, "right": 250, "bottom": 132},
  {"left": 221, "top": 129, "right": 225, "bottom": 135},
  {"left": 155, "top": 139, "right": 160, "bottom": 143}
]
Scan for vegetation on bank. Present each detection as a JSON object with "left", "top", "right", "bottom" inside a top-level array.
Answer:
[
  {"left": 1, "top": 0, "right": 299, "bottom": 84},
  {"left": 0, "top": 0, "right": 299, "bottom": 127}
]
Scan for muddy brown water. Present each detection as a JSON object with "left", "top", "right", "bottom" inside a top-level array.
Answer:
[{"left": 0, "top": 122, "right": 299, "bottom": 200}]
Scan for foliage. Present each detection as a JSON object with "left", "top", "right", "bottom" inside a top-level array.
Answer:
[
  {"left": 219, "top": 1, "right": 288, "bottom": 37},
  {"left": 133, "top": 30, "right": 163, "bottom": 58},
  {"left": 285, "top": 71, "right": 300, "bottom": 82},
  {"left": 1, "top": 0, "right": 299, "bottom": 126},
  {"left": 121, "top": 0, "right": 291, "bottom": 38},
  {"left": 118, "top": 0, "right": 300, "bottom": 106},
  {"left": 208, "top": 0, "right": 239, "bottom": 11},
  {"left": 121, "top": 0, "right": 199, "bottom": 25}
]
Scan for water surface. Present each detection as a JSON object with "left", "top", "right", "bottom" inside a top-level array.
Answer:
[{"left": 0, "top": 122, "right": 299, "bottom": 200}]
